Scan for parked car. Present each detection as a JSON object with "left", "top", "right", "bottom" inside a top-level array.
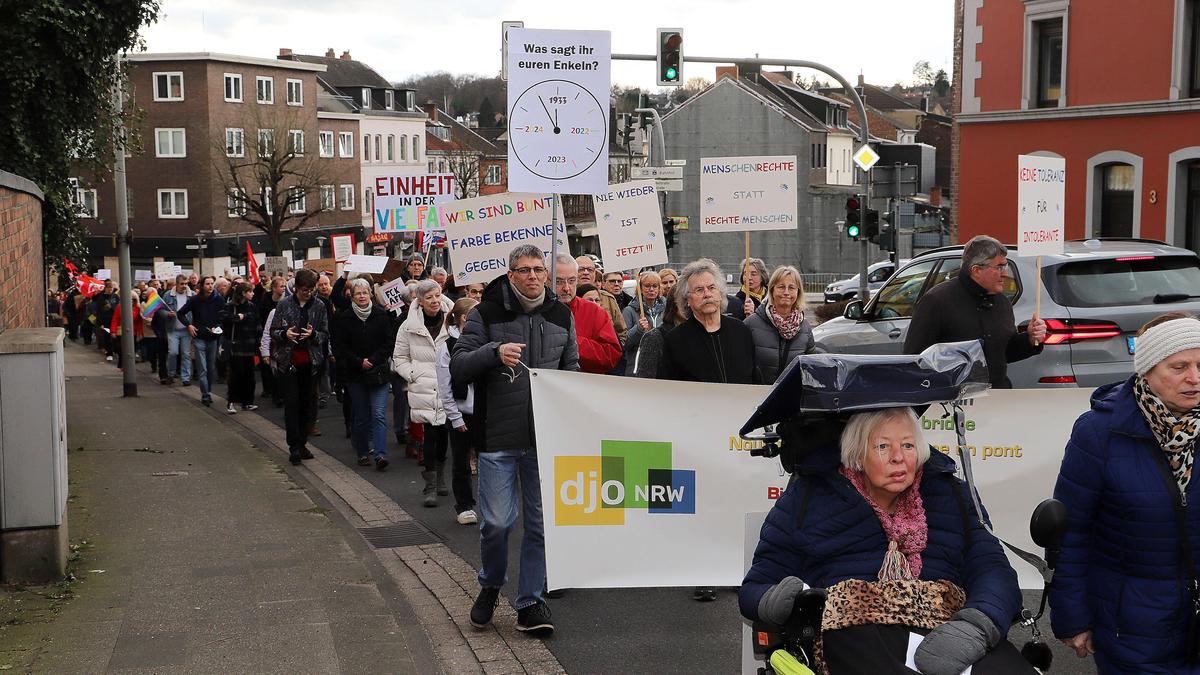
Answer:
[
  {"left": 812, "top": 239, "right": 1200, "bottom": 388},
  {"left": 823, "top": 260, "right": 905, "bottom": 302}
]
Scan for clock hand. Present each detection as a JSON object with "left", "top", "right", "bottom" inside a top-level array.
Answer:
[
  {"left": 538, "top": 96, "right": 555, "bottom": 127},
  {"left": 554, "top": 108, "right": 559, "bottom": 130}
]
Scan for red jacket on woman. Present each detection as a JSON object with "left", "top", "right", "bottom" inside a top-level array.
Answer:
[{"left": 567, "top": 296, "right": 621, "bottom": 374}]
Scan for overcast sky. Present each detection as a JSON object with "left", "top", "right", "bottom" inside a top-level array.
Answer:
[{"left": 141, "top": 0, "right": 953, "bottom": 89}]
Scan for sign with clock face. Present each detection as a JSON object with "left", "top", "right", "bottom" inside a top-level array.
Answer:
[{"left": 507, "top": 28, "right": 611, "bottom": 195}]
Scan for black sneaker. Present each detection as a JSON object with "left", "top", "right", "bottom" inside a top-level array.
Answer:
[
  {"left": 692, "top": 586, "right": 717, "bottom": 601},
  {"left": 470, "top": 587, "right": 500, "bottom": 628},
  {"left": 516, "top": 602, "right": 554, "bottom": 634},
  {"left": 289, "top": 451, "right": 302, "bottom": 465},
  {"left": 298, "top": 447, "right": 314, "bottom": 460}
]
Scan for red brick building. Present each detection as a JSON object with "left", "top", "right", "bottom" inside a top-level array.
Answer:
[{"left": 955, "top": 0, "right": 1200, "bottom": 248}]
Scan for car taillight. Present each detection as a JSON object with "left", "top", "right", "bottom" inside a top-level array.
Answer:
[
  {"left": 1039, "top": 375, "right": 1077, "bottom": 384},
  {"left": 1042, "top": 318, "right": 1122, "bottom": 345}
]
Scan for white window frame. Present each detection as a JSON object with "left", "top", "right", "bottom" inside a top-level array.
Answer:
[
  {"left": 152, "top": 71, "right": 184, "bottom": 101},
  {"left": 385, "top": 90, "right": 395, "bottom": 110},
  {"left": 288, "top": 129, "right": 304, "bottom": 156},
  {"left": 318, "top": 130, "right": 334, "bottom": 158},
  {"left": 428, "top": 161, "right": 435, "bottom": 173},
  {"left": 340, "top": 184, "right": 355, "bottom": 211},
  {"left": 286, "top": 78, "right": 303, "bottom": 106},
  {"left": 258, "top": 129, "right": 275, "bottom": 157},
  {"left": 363, "top": 134, "right": 370, "bottom": 162},
  {"left": 484, "top": 164, "right": 502, "bottom": 185},
  {"left": 1167, "top": 146, "right": 1200, "bottom": 245},
  {"left": 400, "top": 134, "right": 407, "bottom": 161},
  {"left": 1022, "top": 0, "right": 1070, "bottom": 110},
  {"left": 223, "top": 73, "right": 243, "bottom": 102},
  {"left": 363, "top": 187, "right": 372, "bottom": 216},
  {"left": 256, "top": 76, "right": 274, "bottom": 104},
  {"left": 374, "top": 135, "right": 382, "bottom": 162},
  {"left": 361, "top": 88, "right": 372, "bottom": 110},
  {"left": 338, "top": 131, "right": 354, "bottom": 158},
  {"left": 1085, "top": 150, "right": 1144, "bottom": 238},
  {"left": 386, "top": 135, "right": 395, "bottom": 162},
  {"left": 413, "top": 135, "right": 420, "bottom": 161},
  {"left": 157, "top": 189, "right": 188, "bottom": 219},
  {"left": 69, "top": 178, "right": 98, "bottom": 218},
  {"left": 319, "top": 185, "right": 335, "bottom": 211},
  {"left": 288, "top": 187, "right": 306, "bottom": 214},
  {"left": 263, "top": 187, "right": 274, "bottom": 215},
  {"left": 227, "top": 188, "right": 247, "bottom": 218},
  {"left": 225, "top": 128, "right": 245, "bottom": 158},
  {"left": 1172, "top": 0, "right": 1200, "bottom": 99},
  {"left": 154, "top": 128, "right": 186, "bottom": 158}
]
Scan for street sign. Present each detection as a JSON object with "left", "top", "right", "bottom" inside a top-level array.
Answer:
[
  {"left": 500, "top": 21, "right": 523, "bottom": 82},
  {"left": 655, "top": 179, "right": 684, "bottom": 192},
  {"left": 631, "top": 166, "right": 683, "bottom": 180},
  {"left": 870, "top": 163, "right": 920, "bottom": 199},
  {"left": 853, "top": 144, "right": 880, "bottom": 172},
  {"left": 185, "top": 244, "right": 204, "bottom": 250},
  {"left": 665, "top": 159, "right": 687, "bottom": 167}
]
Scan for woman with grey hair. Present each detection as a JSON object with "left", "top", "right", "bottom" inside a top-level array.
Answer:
[
  {"left": 732, "top": 257, "right": 770, "bottom": 320},
  {"left": 393, "top": 279, "right": 450, "bottom": 505},
  {"left": 741, "top": 407, "right": 1030, "bottom": 674},
  {"left": 744, "top": 265, "right": 817, "bottom": 383},
  {"left": 332, "top": 277, "right": 395, "bottom": 470}
]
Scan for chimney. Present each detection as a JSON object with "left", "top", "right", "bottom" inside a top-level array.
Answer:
[
  {"left": 857, "top": 73, "right": 865, "bottom": 86},
  {"left": 715, "top": 65, "right": 738, "bottom": 81},
  {"left": 278, "top": 48, "right": 292, "bottom": 57},
  {"left": 340, "top": 50, "right": 352, "bottom": 61},
  {"left": 325, "top": 48, "right": 335, "bottom": 58},
  {"left": 930, "top": 185, "right": 942, "bottom": 207},
  {"left": 921, "top": 95, "right": 930, "bottom": 112},
  {"left": 422, "top": 101, "right": 438, "bottom": 120}
]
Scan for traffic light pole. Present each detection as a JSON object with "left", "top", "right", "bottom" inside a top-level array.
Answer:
[
  {"left": 634, "top": 106, "right": 671, "bottom": 258},
  {"left": 614, "top": 53, "right": 872, "bottom": 299},
  {"left": 112, "top": 62, "right": 137, "bottom": 397}
]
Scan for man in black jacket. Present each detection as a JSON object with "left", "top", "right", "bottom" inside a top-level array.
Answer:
[
  {"left": 903, "top": 235, "right": 1047, "bottom": 388},
  {"left": 177, "top": 276, "right": 226, "bottom": 406},
  {"left": 659, "top": 258, "right": 758, "bottom": 385}
]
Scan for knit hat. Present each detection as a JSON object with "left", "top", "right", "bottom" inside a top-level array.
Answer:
[{"left": 1134, "top": 318, "right": 1200, "bottom": 376}]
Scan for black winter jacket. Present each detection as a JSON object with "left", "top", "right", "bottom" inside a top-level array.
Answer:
[
  {"left": 331, "top": 305, "right": 395, "bottom": 385},
  {"left": 743, "top": 302, "right": 817, "bottom": 384},
  {"left": 219, "top": 299, "right": 260, "bottom": 356},
  {"left": 177, "top": 291, "right": 226, "bottom": 341},
  {"left": 269, "top": 295, "right": 330, "bottom": 374},
  {"left": 903, "top": 272, "right": 1041, "bottom": 388},
  {"left": 659, "top": 315, "right": 759, "bottom": 384},
  {"left": 450, "top": 277, "right": 579, "bottom": 452}
]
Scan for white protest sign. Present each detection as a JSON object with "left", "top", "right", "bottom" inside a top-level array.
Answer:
[
  {"left": 592, "top": 180, "right": 667, "bottom": 272},
  {"left": 377, "top": 277, "right": 408, "bottom": 312},
  {"left": 264, "top": 256, "right": 289, "bottom": 279},
  {"left": 507, "top": 28, "right": 611, "bottom": 195},
  {"left": 343, "top": 254, "right": 389, "bottom": 275},
  {"left": 442, "top": 192, "right": 567, "bottom": 286},
  {"left": 1017, "top": 154, "right": 1067, "bottom": 257},
  {"left": 96, "top": 269, "right": 112, "bottom": 280},
  {"left": 372, "top": 174, "right": 456, "bottom": 234},
  {"left": 174, "top": 266, "right": 185, "bottom": 277},
  {"left": 330, "top": 233, "right": 356, "bottom": 262},
  {"left": 153, "top": 262, "right": 175, "bottom": 280},
  {"left": 700, "top": 156, "right": 798, "bottom": 233},
  {"left": 134, "top": 270, "right": 152, "bottom": 282},
  {"left": 532, "top": 370, "right": 1090, "bottom": 590}
]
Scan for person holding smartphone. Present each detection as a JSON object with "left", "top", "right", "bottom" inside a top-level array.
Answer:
[{"left": 269, "top": 269, "right": 330, "bottom": 464}]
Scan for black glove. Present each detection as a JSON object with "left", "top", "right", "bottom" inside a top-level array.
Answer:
[
  {"left": 756, "top": 576, "right": 805, "bottom": 625},
  {"left": 914, "top": 607, "right": 1002, "bottom": 675}
]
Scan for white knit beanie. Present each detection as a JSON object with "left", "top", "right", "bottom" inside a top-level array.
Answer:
[{"left": 1134, "top": 318, "right": 1200, "bottom": 376}]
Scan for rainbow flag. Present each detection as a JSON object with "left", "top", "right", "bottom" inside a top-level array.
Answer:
[{"left": 140, "top": 289, "right": 165, "bottom": 319}]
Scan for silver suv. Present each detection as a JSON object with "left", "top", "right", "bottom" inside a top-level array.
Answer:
[
  {"left": 823, "top": 261, "right": 902, "bottom": 303},
  {"left": 812, "top": 240, "right": 1200, "bottom": 388}
]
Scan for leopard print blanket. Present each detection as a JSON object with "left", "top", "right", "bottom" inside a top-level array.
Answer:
[
  {"left": 812, "top": 578, "right": 966, "bottom": 674},
  {"left": 1135, "top": 375, "right": 1198, "bottom": 495}
]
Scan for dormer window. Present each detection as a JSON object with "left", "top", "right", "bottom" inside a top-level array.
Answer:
[
  {"left": 405, "top": 91, "right": 415, "bottom": 111},
  {"left": 385, "top": 90, "right": 395, "bottom": 110},
  {"left": 361, "top": 88, "right": 371, "bottom": 110}
]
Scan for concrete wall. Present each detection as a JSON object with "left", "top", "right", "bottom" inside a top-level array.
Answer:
[
  {"left": 660, "top": 82, "right": 886, "bottom": 277},
  {"left": 0, "top": 171, "right": 45, "bottom": 332}
]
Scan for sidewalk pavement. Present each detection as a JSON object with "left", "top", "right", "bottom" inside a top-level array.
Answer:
[{"left": 0, "top": 340, "right": 563, "bottom": 674}]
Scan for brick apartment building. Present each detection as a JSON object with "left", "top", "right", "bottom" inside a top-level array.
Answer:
[
  {"left": 74, "top": 52, "right": 362, "bottom": 275},
  {"left": 954, "top": 0, "right": 1200, "bottom": 248}
]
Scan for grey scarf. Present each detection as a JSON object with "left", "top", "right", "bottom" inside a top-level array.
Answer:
[
  {"left": 509, "top": 280, "right": 545, "bottom": 313},
  {"left": 352, "top": 301, "right": 372, "bottom": 322}
]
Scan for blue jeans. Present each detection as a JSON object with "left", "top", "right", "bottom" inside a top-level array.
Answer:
[
  {"left": 167, "top": 329, "right": 192, "bottom": 382},
  {"left": 346, "top": 381, "right": 389, "bottom": 459},
  {"left": 477, "top": 448, "right": 545, "bottom": 609},
  {"left": 193, "top": 338, "right": 219, "bottom": 401}
]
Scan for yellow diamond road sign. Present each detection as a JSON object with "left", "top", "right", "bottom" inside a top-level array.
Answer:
[{"left": 853, "top": 145, "right": 880, "bottom": 171}]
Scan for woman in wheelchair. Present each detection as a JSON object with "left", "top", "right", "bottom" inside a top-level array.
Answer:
[{"left": 739, "top": 407, "right": 1036, "bottom": 674}]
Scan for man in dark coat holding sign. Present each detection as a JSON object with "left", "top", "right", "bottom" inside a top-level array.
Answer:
[{"left": 904, "top": 235, "right": 1047, "bottom": 389}]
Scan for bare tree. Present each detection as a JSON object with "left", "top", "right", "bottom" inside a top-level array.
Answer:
[
  {"left": 213, "top": 106, "right": 333, "bottom": 255},
  {"left": 443, "top": 147, "right": 481, "bottom": 199}
]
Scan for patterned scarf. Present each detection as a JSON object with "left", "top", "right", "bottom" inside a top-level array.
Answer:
[
  {"left": 768, "top": 304, "right": 803, "bottom": 341},
  {"left": 1134, "top": 376, "right": 1198, "bottom": 495},
  {"left": 839, "top": 466, "right": 928, "bottom": 580}
]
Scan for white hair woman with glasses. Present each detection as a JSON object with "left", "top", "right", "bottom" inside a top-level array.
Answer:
[
  {"left": 741, "top": 407, "right": 1032, "bottom": 674},
  {"left": 743, "top": 265, "right": 817, "bottom": 383}
]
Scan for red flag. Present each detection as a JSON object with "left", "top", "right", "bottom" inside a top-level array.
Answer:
[
  {"left": 246, "top": 241, "right": 260, "bottom": 286},
  {"left": 76, "top": 274, "right": 105, "bottom": 298},
  {"left": 63, "top": 259, "right": 80, "bottom": 279}
]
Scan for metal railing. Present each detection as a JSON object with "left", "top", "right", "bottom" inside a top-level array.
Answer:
[{"left": 798, "top": 273, "right": 847, "bottom": 293}]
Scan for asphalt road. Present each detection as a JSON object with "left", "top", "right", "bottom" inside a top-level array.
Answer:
[{"left": 249, "top": 387, "right": 1097, "bottom": 675}]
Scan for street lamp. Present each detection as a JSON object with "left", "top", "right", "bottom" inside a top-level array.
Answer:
[
  {"left": 195, "top": 233, "right": 207, "bottom": 274},
  {"left": 316, "top": 235, "right": 327, "bottom": 257},
  {"left": 290, "top": 237, "right": 299, "bottom": 264}
]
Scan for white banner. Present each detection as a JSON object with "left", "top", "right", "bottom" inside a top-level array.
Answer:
[
  {"left": 1017, "top": 154, "right": 1067, "bottom": 257},
  {"left": 592, "top": 180, "right": 667, "bottom": 272},
  {"left": 330, "top": 233, "right": 356, "bottom": 262},
  {"left": 506, "top": 28, "right": 611, "bottom": 195},
  {"left": 377, "top": 277, "right": 407, "bottom": 312},
  {"left": 442, "top": 192, "right": 567, "bottom": 286},
  {"left": 134, "top": 270, "right": 152, "bottom": 282},
  {"left": 700, "top": 156, "right": 798, "bottom": 233},
  {"left": 264, "top": 256, "right": 289, "bottom": 279},
  {"left": 373, "top": 174, "right": 456, "bottom": 234},
  {"left": 153, "top": 262, "right": 175, "bottom": 281},
  {"left": 532, "top": 370, "right": 1094, "bottom": 590}
]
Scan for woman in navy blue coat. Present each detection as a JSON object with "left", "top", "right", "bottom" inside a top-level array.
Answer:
[
  {"left": 740, "top": 407, "right": 1027, "bottom": 674},
  {"left": 1051, "top": 313, "right": 1200, "bottom": 674}
]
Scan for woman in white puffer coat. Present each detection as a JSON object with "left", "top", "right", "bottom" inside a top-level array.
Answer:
[{"left": 392, "top": 279, "right": 450, "bottom": 506}]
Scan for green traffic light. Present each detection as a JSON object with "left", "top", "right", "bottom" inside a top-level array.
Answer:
[
  {"left": 847, "top": 224, "right": 860, "bottom": 238},
  {"left": 665, "top": 67, "right": 678, "bottom": 81}
]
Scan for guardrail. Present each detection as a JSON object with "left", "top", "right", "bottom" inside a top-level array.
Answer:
[{"left": 798, "top": 273, "right": 846, "bottom": 293}]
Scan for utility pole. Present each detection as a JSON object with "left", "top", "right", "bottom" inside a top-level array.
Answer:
[
  {"left": 634, "top": 105, "right": 670, "bottom": 259},
  {"left": 112, "top": 63, "right": 136, "bottom": 397}
]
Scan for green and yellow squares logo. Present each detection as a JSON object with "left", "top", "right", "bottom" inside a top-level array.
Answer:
[{"left": 554, "top": 440, "right": 696, "bottom": 526}]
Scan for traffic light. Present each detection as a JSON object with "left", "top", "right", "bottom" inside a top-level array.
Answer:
[
  {"left": 663, "top": 217, "right": 676, "bottom": 249},
  {"left": 845, "top": 197, "right": 861, "bottom": 239},
  {"left": 656, "top": 29, "right": 683, "bottom": 86},
  {"left": 619, "top": 114, "right": 635, "bottom": 146},
  {"left": 637, "top": 93, "right": 651, "bottom": 129},
  {"left": 864, "top": 208, "right": 880, "bottom": 240},
  {"left": 876, "top": 229, "right": 896, "bottom": 251}
]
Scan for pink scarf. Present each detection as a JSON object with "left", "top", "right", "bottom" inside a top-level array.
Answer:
[{"left": 839, "top": 466, "right": 928, "bottom": 580}]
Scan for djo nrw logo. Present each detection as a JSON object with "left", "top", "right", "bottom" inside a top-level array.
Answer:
[{"left": 554, "top": 440, "right": 696, "bottom": 526}]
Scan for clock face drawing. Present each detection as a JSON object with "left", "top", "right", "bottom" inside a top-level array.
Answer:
[{"left": 509, "top": 79, "right": 607, "bottom": 181}]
